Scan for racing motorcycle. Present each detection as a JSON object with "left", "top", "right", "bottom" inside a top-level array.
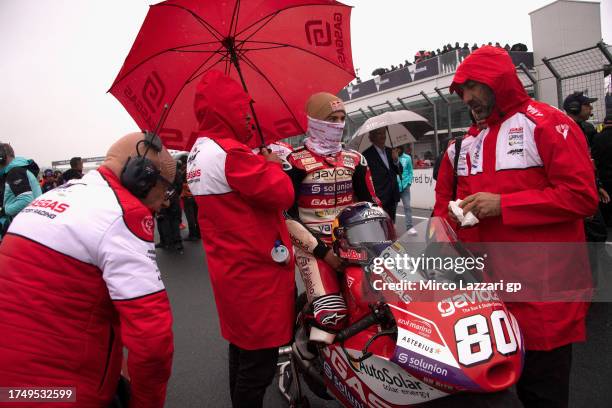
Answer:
[{"left": 279, "top": 203, "right": 524, "bottom": 407}]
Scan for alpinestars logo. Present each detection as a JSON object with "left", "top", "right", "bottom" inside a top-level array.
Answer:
[
  {"left": 321, "top": 312, "right": 346, "bottom": 326},
  {"left": 555, "top": 124, "right": 570, "bottom": 140}
]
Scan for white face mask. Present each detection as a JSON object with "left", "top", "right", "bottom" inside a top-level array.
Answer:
[{"left": 304, "top": 116, "right": 345, "bottom": 156}]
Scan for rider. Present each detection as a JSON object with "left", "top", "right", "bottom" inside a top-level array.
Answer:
[{"left": 285, "top": 92, "right": 380, "bottom": 342}]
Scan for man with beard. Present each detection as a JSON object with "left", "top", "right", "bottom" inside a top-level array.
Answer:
[{"left": 450, "top": 46, "right": 598, "bottom": 407}]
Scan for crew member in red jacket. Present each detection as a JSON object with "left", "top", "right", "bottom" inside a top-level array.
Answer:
[
  {"left": 186, "top": 70, "right": 295, "bottom": 408},
  {"left": 0, "top": 132, "right": 176, "bottom": 408},
  {"left": 433, "top": 122, "right": 480, "bottom": 242},
  {"left": 450, "top": 46, "right": 598, "bottom": 407}
]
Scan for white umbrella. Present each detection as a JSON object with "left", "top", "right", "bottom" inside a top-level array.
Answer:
[{"left": 348, "top": 110, "right": 432, "bottom": 152}]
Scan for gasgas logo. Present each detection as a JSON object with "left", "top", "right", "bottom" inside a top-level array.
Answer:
[{"left": 304, "top": 14, "right": 346, "bottom": 64}]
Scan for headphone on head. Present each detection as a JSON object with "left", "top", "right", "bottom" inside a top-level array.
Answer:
[
  {"left": 120, "top": 132, "right": 163, "bottom": 198},
  {"left": 566, "top": 92, "right": 584, "bottom": 115}
]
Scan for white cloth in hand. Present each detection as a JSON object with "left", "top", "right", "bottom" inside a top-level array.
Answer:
[{"left": 448, "top": 199, "right": 479, "bottom": 227}]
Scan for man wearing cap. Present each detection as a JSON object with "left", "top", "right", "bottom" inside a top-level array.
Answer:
[
  {"left": 563, "top": 92, "right": 611, "bottom": 209},
  {"left": 450, "top": 46, "right": 598, "bottom": 407},
  {"left": 0, "top": 132, "right": 176, "bottom": 407},
  {"left": 563, "top": 91, "right": 598, "bottom": 147},
  {"left": 284, "top": 92, "right": 380, "bottom": 341}
]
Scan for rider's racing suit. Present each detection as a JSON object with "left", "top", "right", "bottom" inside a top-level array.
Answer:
[{"left": 285, "top": 146, "right": 380, "bottom": 331}]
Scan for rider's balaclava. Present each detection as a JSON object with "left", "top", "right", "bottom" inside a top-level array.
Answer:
[{"left": 304, "top": 92, "right": 346, "bottom": 156}]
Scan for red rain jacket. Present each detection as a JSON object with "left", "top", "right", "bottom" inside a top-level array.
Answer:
[
  {"left": 433, "top": 125, "right": 480, "bottom": 242},
  {"left": 0, "top": 167, "right": 173, "bottom": 408},
  {"left": 187, "top": 71, "right": 295, "bottom": 350},
  {"left": 450, "top": 47, "right": 598, "bottom": 350}
]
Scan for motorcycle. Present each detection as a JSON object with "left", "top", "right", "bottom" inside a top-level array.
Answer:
[{"left": 279, "top": 216, "right": 524, "bottom": 407}]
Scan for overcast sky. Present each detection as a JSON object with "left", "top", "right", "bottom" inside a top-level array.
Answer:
[{"left": 1, "top": 0, "right": 610, "bottom": 167}]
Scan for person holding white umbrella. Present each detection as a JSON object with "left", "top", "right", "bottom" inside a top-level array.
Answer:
[
  {"left": 349, "top": 110, "right": 432, "bottom": 223},
  {"left": 363, "top": 128, "right": 403, "bottom": 221}
]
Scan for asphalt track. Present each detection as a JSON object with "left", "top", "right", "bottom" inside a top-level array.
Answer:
[{"left": 158, "top": 208, "right": 612, "bottom": 408}]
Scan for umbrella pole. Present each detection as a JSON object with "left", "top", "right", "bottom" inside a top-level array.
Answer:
[
  {"left": 385, "top": 126, "right": 394, "bottom": 149},
  {"left": 223, "top": 37, "right": 266, "bottom": 147}
]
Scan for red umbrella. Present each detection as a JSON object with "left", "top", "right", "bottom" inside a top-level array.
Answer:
[{"left": 109, "top": 0, "right": 355, "bottom": 150}]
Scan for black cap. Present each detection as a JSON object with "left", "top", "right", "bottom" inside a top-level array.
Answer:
[{"left": 563, "top": 91, "right": 597, "bottom": 112}]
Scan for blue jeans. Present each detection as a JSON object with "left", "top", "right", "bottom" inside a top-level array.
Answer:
[{"left": 400, "top": 186, "right": 413, "bottom": 229}]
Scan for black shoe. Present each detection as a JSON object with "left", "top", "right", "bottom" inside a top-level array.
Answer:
[{"left": 155, "top": 243, "right": 168, "bottom": 249}]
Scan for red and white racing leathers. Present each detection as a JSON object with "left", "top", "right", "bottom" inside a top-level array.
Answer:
[
  {"left": 0, "top": 166, "right": 173, "bottom": 408},
  {"left": 285, "top": 146, "right": 380, "bottom": 330}
]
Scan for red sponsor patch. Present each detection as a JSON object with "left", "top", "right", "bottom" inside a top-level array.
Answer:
[{"left": 141, "top": 215, "right": 154, "bottom": 236}]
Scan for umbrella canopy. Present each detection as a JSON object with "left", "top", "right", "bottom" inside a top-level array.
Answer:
[
  {"left": 348, "top": 110, "right": 432, "bottom": 152},
  {"left": 110, "top": 0, "right": 355, "bottom": 151}
]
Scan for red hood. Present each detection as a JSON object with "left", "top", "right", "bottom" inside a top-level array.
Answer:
[
  {"left": 193, "top": 70, "right": 255, "bottom": 145},
  {"left": 450, "top": 46, "right": 530, "bottom": 124}
]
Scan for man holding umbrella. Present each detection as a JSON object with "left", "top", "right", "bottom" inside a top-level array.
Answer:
[{"left": 363, "top": 128, "right": 403, "bottom": 221}]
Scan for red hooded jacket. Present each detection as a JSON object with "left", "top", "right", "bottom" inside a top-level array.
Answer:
[
  {"left": 433, "top": 125, "right": 480, "bottom": 242},
  {"left": 0, "top": 167, "right": 173, "bottom": 408},
  {"left": 450, "top": 47, "right": 598, "bottom": 350},
  {"left": 187, "top": 71, "right": 295, "bottom": 350}
]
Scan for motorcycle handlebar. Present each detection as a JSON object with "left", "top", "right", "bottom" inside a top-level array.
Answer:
[{"left": 335, "top": 312, "right": 379, "bottom": 343}]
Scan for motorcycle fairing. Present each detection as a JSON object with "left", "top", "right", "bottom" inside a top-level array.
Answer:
[{"left": 321, "top": 344, "right": 448, "bottom": 408}]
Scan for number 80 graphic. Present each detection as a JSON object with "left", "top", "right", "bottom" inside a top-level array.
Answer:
[{"left": 454, "top": 310, "right": 520, "bottom": 367}]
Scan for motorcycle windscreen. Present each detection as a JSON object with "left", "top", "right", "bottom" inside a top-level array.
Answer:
[{"left": 367, "top": 217, "right": 524, "bottom": 394}]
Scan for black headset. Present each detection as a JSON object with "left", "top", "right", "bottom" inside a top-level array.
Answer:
[
  {"left": 566, "top": 92, "right": 584, "bottom": 115},
  {"left": 120, "top": 132, "right": 163, "bottom": 198}
]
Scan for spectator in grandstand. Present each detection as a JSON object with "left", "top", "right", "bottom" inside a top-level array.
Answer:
[
  {"left": 451, "top": 45, "right": 598, "bottom": 408},
  {"left": 62, "top": 156, "right": 83, "bottom": 182},
  {"left": 471, "top": 43, "right": 479, "bottom": 51},
  {"left": 41, "top": 169, "right": 58, "bottom": 193},
  {"left": 504, "top": 43, "right": 511, "bottom": 51},
  {"left": 592, "top": 114, "right": 612, "bottom": 225},
  {"left": 0, "top": 142, "right": 41, "bottom": 237},
  {"left": 510, "top": 42, "right": 528, "bottom": 51},
  {"left": 563, "top": 91, "right": 598, "bottom": 147}
]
